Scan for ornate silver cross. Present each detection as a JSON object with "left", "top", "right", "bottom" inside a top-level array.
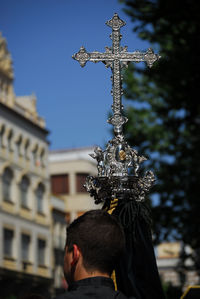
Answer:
[
  {"left": 73, "top": 13, "right": 160, "bottom": 135},
  {"left": 72, "top": 14, "right": 160, "bottom": 204}
]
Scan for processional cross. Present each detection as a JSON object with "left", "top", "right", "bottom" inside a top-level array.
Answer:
[
  {"left": 73, "top": 13, "right": 160, "bottom": 135},
  {"left": 72, "top": 14, "right": 165, "bottom": 299},
  {"left": 73, "top": 13, "right": 160, "bottom": 203}
]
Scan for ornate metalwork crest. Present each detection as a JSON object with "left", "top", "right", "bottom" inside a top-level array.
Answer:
[{"left": 73, "top": 14, "right": 160, "bottom": 206}]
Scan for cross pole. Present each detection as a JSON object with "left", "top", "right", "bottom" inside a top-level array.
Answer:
[{"left": 72, "top": 13, "right": 160, "bottom": 135}]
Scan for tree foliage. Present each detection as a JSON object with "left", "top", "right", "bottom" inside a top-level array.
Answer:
[{"left": 119, "top": 0, "right": 200, "bottom": 270}]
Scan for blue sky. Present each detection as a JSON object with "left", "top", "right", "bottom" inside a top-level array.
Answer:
[{"left": 0, "top": 0, "right": 150, "bottom": 150}]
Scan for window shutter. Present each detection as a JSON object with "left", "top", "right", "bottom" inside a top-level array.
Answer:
[{"left": 51, "top": 175, "right": 69, "bottom": 194}]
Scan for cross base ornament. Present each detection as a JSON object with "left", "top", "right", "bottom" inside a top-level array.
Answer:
[
  {"left": 85, "top": 135, "right": 155, "bottom": 205},
  {"left": 73, "top": 14, "right": 160, "bottom": 206}
]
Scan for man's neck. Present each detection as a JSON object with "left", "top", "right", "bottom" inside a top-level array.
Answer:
[{"left": 74, "top": 268, "right": 110, "bottom": 282}]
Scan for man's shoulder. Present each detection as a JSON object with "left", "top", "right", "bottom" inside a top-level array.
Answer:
[
  {"left": 53, "top": 293, "right": 73, "bottom": 299},
  {"left": 54, "top": 290, "right": 136, "bottom": 299},
  {"left": 115, "top": 291, "right": 136, "bottom": 299}
]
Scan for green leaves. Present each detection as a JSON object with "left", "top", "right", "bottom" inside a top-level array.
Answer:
[{"left": 120, "top": 0, "right": 200, "bottom": 270}]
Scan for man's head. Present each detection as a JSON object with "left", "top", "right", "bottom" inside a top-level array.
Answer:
[{"left": 64, "top": 209, "right": 125, "bottom": 284}]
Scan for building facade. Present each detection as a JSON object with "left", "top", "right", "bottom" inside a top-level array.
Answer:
[
  {"left": 49, "top": 147, "right": 101, "bottom": 222},
  {"left": 0, "top": 33, "right": 52, "bottom": 298},
  {"left": 156, "top": 242, "right": 199, "bottom": 290}
]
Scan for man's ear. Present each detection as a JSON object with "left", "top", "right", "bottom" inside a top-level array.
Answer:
[{"left": 71, "top": 244, "right": 80, "bottom": 267}]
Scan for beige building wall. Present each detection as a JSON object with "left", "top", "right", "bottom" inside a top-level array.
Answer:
[{"left": 49, "top": 147, "right": 101, "bottom": 222}]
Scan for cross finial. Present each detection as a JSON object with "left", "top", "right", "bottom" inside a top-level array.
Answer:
[{"left": 106, "top": 13, "right": 126, "bottom": 30}]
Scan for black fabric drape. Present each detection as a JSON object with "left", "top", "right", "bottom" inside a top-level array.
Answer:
[{"left": 112, "top": 198, "right": 165, "bottom": 299}]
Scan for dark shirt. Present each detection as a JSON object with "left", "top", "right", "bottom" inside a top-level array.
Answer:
[{"left": 55, "top": 276, "right": 135, "bottom": 299}]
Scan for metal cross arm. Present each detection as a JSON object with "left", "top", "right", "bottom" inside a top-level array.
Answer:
[
  {"left": 72, "top": 13, "right": 160, "bottom": 134},
  {"left": 72, "top": 46, "right": 159, "bottom": 69}
]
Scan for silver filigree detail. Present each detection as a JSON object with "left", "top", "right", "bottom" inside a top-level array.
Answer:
[
  {"left": 73, "top": 14, "right": 160, "bottom": 204},
  {"left": 144, "top": 48, "right": 161, "bottom": 68},
  {"left": 73, "top": 13, "right": 160, "bottom": 135},
  {"left": 106, "top": 13, "right": 126, "bottom": 30},
  {"left": 90, "top": 135, "right": 147, "bottom": 179},
  {"left": 72, "top": 46, "right": 90, "bottom": 67}
]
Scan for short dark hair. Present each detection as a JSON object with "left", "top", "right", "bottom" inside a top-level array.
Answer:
[{"left": 66, "top": 209, "right": 125, "bottom": 275}]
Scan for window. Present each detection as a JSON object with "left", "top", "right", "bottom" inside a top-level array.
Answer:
[
  {"left": 20, "top": 176, "right": 29, "bottom": 208},
  {"left": 24, "top": 139, "right": 30, "bottom": 159},
  {"left": 36, "top": 183, "right": 45, "bottom": 213},
  {"left": 38, "top": 239, "right": 46, "bottom": 266},
  {"left": 32, "top": 144, "right": 38, "bottom": 166},
  {"left": 0, "top": 124, "right": 5, "bottom": 148},
  {"left": 7, "top": 129, "right": 13, "bottom": 151},
  {"left": 21, "top": 234, "right": 30, "bottom": 261},
  {"left": 76, "top": 173, "right": 88, "bottom": 193},
  {"left": 51, "top": 174, "right": 69, "bottom": 194},
  {"left": 65, "top": 212, "right": 71, "bottom": 225},
  {"left": 16, "top": 135, "right": 22, "bottom": 156},
  {"left": 2, "top": 167, "right": 13, "bottom": 201},
  {"left": 3, "top": 228, "right": 14, "bottom": 258},
  {"left": 40, "top": 148, "right": 45, "bottom": 167}
]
